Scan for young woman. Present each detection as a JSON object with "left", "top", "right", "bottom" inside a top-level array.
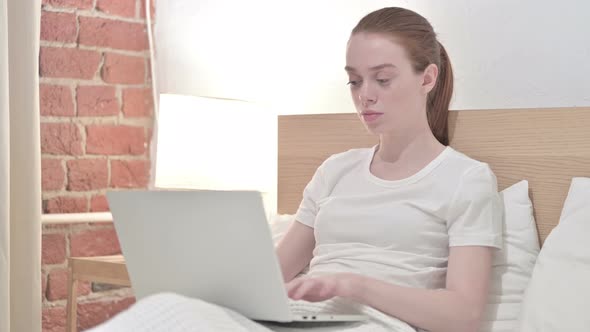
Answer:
[{"left": 277, "top": 7, "right": 502, "bottom": 332}]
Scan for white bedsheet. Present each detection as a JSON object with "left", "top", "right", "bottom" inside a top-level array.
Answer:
[{"left": 87, "top": 292, "right": 416, "bottom": 332}]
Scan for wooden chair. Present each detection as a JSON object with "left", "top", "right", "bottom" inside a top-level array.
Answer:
[{"left": 66, "top": 255, "right": 131, "bottom": 332}]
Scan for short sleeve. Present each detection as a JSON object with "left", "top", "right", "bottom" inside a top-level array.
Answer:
[
  {"left": 446, "top": 164, "right": 503, "bottom": 249},
  {"left": 294, "top": 163, "right": 327, "bottom": 228}
]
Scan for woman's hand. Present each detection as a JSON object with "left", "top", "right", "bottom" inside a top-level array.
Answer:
[{"left": 286, "top": 273, "right": 360, "bottom": 302}]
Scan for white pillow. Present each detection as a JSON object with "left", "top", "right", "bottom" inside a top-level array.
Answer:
[
  {"left": 481, "top": 180, "right": 540, "bottom": 332},
  {"left": 517, "top": 177, "right": 590, "bottom": 332},
  {"left": 268, "top": 213, "right": 296, "bottom": 245}
]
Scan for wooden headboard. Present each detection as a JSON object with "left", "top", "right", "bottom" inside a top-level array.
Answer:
[{"left": 277, "top": 107, "right": 590, "bottom": 243}]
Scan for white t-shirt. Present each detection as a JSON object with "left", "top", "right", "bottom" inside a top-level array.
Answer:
[{"left": 294, "top": 145, "right": 503, "bottom": 289}]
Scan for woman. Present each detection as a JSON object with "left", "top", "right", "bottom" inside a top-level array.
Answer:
[{"left": 277, "top": 7, "right": 501, "bottom": 332}]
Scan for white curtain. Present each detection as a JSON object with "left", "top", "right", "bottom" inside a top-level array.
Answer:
[{"left": 0, "top": 0, "right": 42, "bottom": 331}]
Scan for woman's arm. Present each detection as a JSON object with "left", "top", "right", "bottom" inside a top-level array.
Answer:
[
  {"left": 288, "top": 246, "right": 493, "bottom": 332},
  {"left": 276, "top": 221, "right": 315, "bottom": 283}
]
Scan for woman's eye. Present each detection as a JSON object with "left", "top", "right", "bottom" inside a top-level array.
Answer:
[
  {"left": 347, "top": 80, "right": 360, "bottom": 87},
  {"left": 377, "top": 79, "right": 390, "bottom": 85}
]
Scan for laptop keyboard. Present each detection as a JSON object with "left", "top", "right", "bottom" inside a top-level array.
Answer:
[{"left": 289, "top": 300, "right": 358, "bottom": 316}]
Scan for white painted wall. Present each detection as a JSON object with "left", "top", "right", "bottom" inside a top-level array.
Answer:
[
  {"left": 419, "top": 0, "right": 590, "bottom": 110},
  {"left": 152, "top": 0, "right": 589, "bottom": 214},
  {"left": 154, "top": 0, "right": 590, "bottom": 114}
]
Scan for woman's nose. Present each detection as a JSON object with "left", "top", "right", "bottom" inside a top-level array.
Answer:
[{"left": 358, "top": 86, "right": 376, "bottom": 107}]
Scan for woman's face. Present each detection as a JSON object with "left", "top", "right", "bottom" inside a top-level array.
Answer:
[{"left": 345, "top": 32, "right": 436, "bottom": 136}]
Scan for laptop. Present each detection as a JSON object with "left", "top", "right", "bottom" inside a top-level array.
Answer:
[{"left": 106, "top": 190, "right": 367, "bottom": 323}]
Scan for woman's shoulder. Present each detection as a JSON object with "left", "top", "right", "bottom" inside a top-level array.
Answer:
[
  {"left": 444, "top": 147, "right": 493, "bottom": 176},
  {"left": 436, "top": 148, "right": 498, "bottom": 198}
]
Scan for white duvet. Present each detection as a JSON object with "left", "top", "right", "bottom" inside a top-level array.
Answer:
[{"left": 87, "top": 292, "right": 416, "bottom": 332}]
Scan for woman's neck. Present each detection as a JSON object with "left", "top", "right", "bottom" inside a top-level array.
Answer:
[
  {"left": 369, "top": 130, "right": 446, "bottom": 182},
  {"left": 376, "top": 129, "right": 444, "bottom": 164}
]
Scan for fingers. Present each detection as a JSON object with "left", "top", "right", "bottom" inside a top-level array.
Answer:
[
  {"left": 286, "top": 276, "right": 339, "bottom": 302},
  {"left": 287, "top": 277, "right": 320, "bottom": 300},
  {"left": 293, "top": 279, "right": 318, "bottom": 300},
  {"left": 286, "top": 278, "right": 301, "bottom": 298},
  {"left": 288, "top": 278, "right": 309, "bottom": 300},
  {"left": 287, "top": 278, "right": 309, "bottom": 300},
  {"left": 286, "top": 277, "right": 306, "bottom": 298}
]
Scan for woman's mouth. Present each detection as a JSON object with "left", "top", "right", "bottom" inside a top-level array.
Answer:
[{"left": 361, "top": 111, "right": 383, "bottom": 122}]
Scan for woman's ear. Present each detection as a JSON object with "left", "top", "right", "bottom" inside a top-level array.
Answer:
[{"left": 421, "top": 63, "right": 439, "bottom": 94}]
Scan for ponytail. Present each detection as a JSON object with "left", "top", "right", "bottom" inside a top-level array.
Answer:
[{"left": 426, "top": 42, "right": 453, "bottom": 146}]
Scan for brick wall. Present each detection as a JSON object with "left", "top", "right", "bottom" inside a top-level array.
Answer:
[{"left": 40, "top": 0, "right": 155, "bottom": 331}]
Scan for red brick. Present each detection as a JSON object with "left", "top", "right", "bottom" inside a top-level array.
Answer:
[
  {"left": 139, "top": 0, "right": 155, "bottom": 19},
  {"left": 67, "top": 159, "right": 108, "bottom": 191},
  {"left": 86, "top": 125, "right": 146, "bottom": 155},
  {"left": 111, "top": 160, "right": 149, "bottom": 188},
  {"left": 40, "top": 84, "right": 75, "bottom": 117},
  {"left": 42, "top": 0, "right": 93, "bottom": 9},
  {"left": 76, "top": 86, "right": 119, "bottom": 117},
  {"left": 70, "top": 227, "right": 121, "bottom": 257},
  {"left": 78, "top": 297, "right": 135, "bottom": 331},
  {"left": 90, "top": 195, "right": 110, "bottom": 212},
  {"left": 40, "top": 123, "right": 83, "bottom": 156},
  {"left": 122, "top": 88, "right": 153, "bottom": 117},
  {"left": 101, "top": 53, "right": 145, "bottom": 84},
  {"left": 96, "top": 0, "right": 136, "bottom": 18},
  {"left": 41, "top": 11, "right": 77, "bottom": 43},
  {"left": 46, "top": 196, "right": 88, "bottom": 213},
  {"left": 79, "top": 17, "right": 148, "bottom": 51},
  {"left": 42, "top": 233, "right": 67, "bottom": 265},
  {"left": 42, "top": 306, "right": 66, "bottom": 332},
  {"left": 42, "top": 158, "right": 65, "bottom": 191},
  {"left": 47, "top": 269, "right": 91, "bottom": 301},
  {"left": 40, "top": 47, "right": 101, "bottom": 80}
]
